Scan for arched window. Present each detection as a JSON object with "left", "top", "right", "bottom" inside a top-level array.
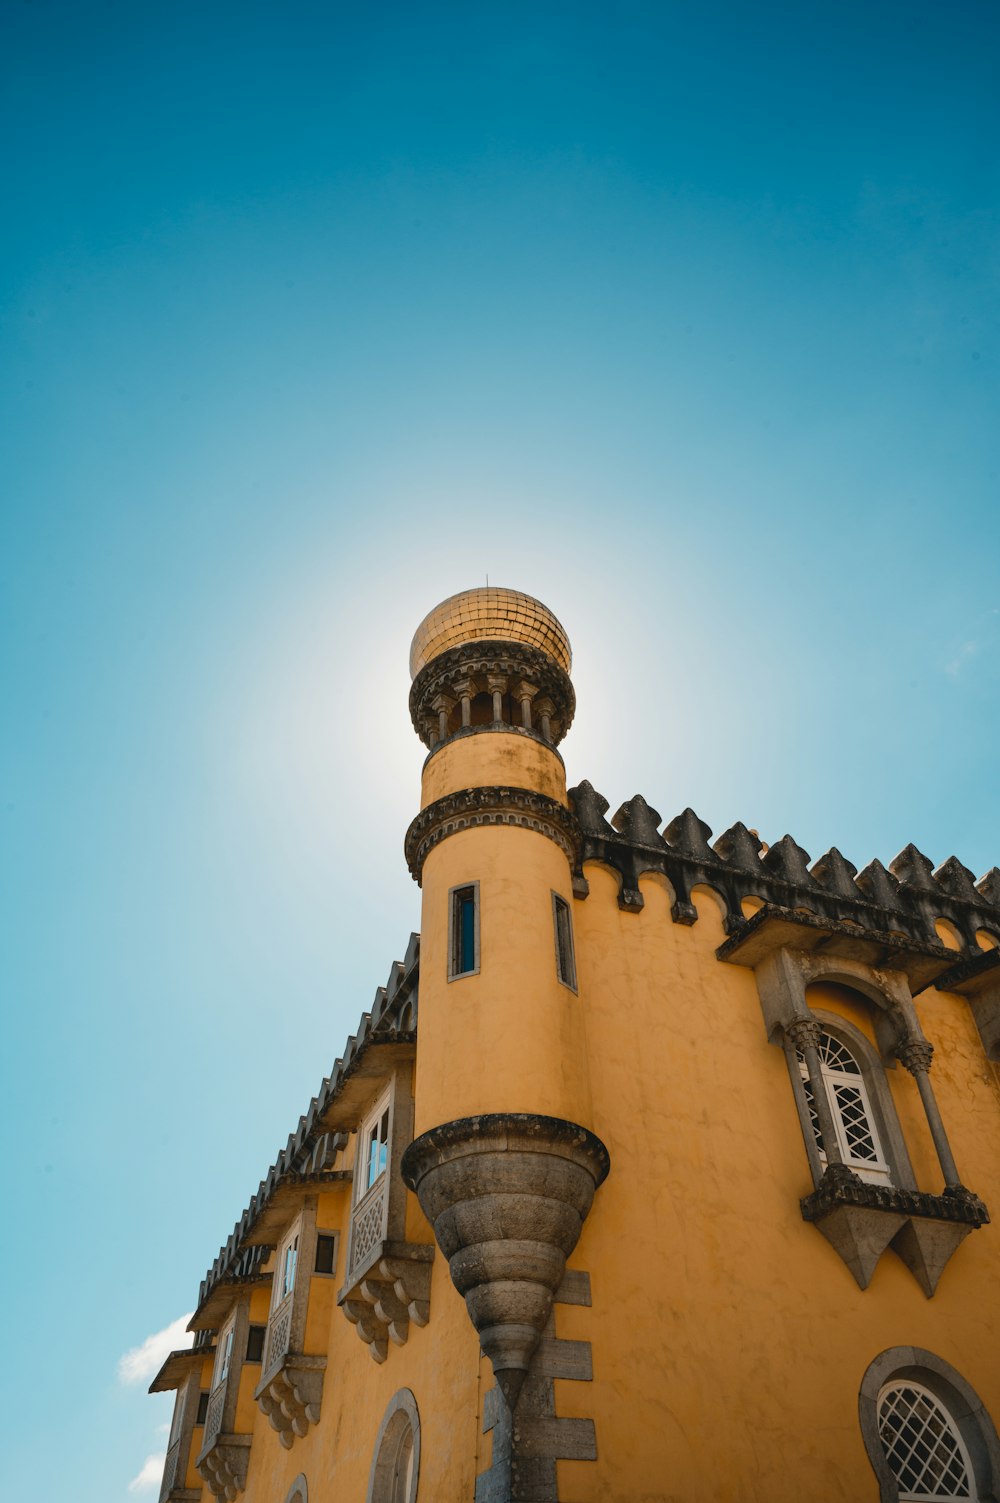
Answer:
[
  {"left": 367, "top": 1389, "right": 420, "bottom": 1503},
  {"left": 796, "top": 1028, "right": 892, "bottom": 1184},
  {"left": 860, "top": 1349, "right": 1000, "bottom": 1503},
  {"left": 878, "top": 1381, "right": 976, "bottom": 1499}
]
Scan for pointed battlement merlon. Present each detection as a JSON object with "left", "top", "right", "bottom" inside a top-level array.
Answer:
[{"left": 568, "top": 783, "right": 1000, "bottom": 963}]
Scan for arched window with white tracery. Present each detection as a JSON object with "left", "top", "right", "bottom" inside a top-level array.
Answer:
[
  {"left": 877, "top": 1381, "right": 977, "bottom": 1500},
  {"left": 796, "top": 1029, "right": 892, "bottom": 1184}
]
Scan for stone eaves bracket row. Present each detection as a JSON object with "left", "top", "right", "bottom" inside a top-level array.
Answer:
[{"left": 192, "top": 934, "right": 421, "bottom": 1326}]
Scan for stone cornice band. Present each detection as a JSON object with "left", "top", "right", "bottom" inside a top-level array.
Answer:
[{"left": 405, "top": 786, "right": 581, "bottom": 883}]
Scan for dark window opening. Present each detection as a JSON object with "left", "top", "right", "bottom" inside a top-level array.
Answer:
[
  {"left": 451, "top": 885, "right": 478, "bottom": 977},
  {"left": 245, "top": 1325, "right": 266, "bottom": 1363},
  {"left": 196, "top": 1391, "right": 210, "bottom": 1426},
  {"left": 451, "top": 883, "right": 478, "bottom": 979},
  {"left": 554, "top": 895, "right": 576, "bottom": 988},
  {"left": 315, "top": 1233, "right": 337, "bottom": 1275}
]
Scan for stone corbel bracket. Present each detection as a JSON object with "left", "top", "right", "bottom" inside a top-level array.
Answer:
[
  {"left": 802, "top": 1167, "right": 989, "bottom": 1296},
  {"left": 256, "top": 1355, "right": 326, "bottom": 1448},
  {"left": 341, "top": 1244, "right": 434, "bottom": 1362},
  {"left": 197, "top": 1436, "right": 251, "bottom": 1501}
]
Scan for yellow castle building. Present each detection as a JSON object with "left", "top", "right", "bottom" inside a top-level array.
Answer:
[{"left": 151, "top": 588, "right": 1000, "bottom": 1503}]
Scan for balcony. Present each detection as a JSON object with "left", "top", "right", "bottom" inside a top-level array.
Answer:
[{"left": 254, "top": 1287, "right": 326, "bottom": 1447}]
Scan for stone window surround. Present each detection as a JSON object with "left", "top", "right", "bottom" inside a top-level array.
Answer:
[
  {"left": 448, "top": 880, "right": 481, "bottom": 981},
  {"left": 260, "top": 1201, "right": 327, "bottom": 1378},
  {"left": 201, "top": 1297, "right": 251, "bottom": 1450},
  {"left": 160, "top": 1367, "right": 205, "bottom": 1502},
  {"left": 343, "top": 1067, "right": 412, "bottom": 1283},
  {"left": 859, "top": 1347, "right": 1000, "bottom": 1502},
  {"left": 338, "top": 1064, "right": 434, "bottom": 1363},
  {"left": 196, "top": 1294, "right": 253, "bottom": 1498},
  {"left": 254, "top": 1196, "right": 334, "bottom": 1447},
  {"left": 755, "top": 948, "right": 962, "bottom": 1192},
  {"left": 282, "top": 1475, "right": 308, "bottom": 1503},
  {"left": 365, "top": 1388, "right": 421, "bottom": 1503},
  {"left": 552, "top": 889, "right": 578, "bottom": 993},
  {"left": 782, "top": 1008, "right": 918, "bottom": 1194}
]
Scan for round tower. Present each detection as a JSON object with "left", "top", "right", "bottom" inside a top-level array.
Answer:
[{"left": 401, "top": 587, "right": 609, "bottom": 1412}]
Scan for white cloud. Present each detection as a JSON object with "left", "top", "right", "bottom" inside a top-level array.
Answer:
[
  {"left": 118, "top": 1313, "right": 193, "bottom": 1385},
  {"left": 128, "top": 1454, "right": 166, "bottom": 1493}
]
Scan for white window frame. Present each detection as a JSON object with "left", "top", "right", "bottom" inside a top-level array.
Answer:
[
  {"left": 348, "top": 1086, "right": 394, "bottom": 1278},
  {"left": 212, "top": 1312, "right": 236, "bottom": 1392},
  {"left": 797, "top": 1030, "right": 893, "bottom": 1185},
  {"left": 877, "top": 1379, "right": 977, "bottom": 1500},
  {"left": 358, "top": 1089, "right": 392, "bottom": 1201},
  {"left": 272, "top": 1219, "right": 301, "bottom": 1314}
]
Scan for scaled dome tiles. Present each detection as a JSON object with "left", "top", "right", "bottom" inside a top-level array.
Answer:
[{"left": 409, "top": 587, "right": 572, "bottom": 679}]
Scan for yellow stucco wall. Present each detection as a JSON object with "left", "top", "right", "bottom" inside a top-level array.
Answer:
[
  {"left": 554, "top": 867, "right": 1000, "bottom": 1502},
  {"left": 420, "top": 728, "right": 567, "bottom": 807},
  {"left": 184, "top": 657, "right": 1000, "bottom": 1503}
]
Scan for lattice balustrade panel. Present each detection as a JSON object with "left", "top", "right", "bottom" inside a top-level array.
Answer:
[
  {"left": 159, "top": 1438, "right": 182, "bottom": 1503},
  {"left": 203, "top": 1384, "right": 226, "bottom": 1449},
  {"left": 264, "top": 1300, "right": 293, "bottom": 1376},
  {"left": 350, "top": 1192, "right": 386, "bottom": 1275},
  {"left": 878, "top": 1384, "right": 972, "bottom": 1499}
]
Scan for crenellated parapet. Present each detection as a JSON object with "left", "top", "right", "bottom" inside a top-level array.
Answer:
[{"left": 569, "top": 780, "right": 1000, "bottom": 975}]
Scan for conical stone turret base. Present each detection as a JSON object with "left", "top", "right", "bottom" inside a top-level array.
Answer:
[{"left": 401, "top": 1113, "right": 610, "bottom": 1411}]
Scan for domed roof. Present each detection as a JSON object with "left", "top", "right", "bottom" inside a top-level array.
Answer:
[{"left": 409, "top": 587, "right": 572, "bottom": 679}]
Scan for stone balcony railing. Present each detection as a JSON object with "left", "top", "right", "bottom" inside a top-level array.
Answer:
[{"left": 254, "top": 1288, "right": 326, "bottom": 1448}]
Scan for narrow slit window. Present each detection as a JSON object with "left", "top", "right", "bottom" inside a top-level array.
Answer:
[
  {"left": 196, "top": 1391, "right": 209, "bottom": 1426},
  {"left": 553, "top": 894, "right": 577, "bottom": 989},
  {"left": 245, "top": 1324, "right": 266, "bottom": 1363},
  {"left": 450, "top": 884, "right": 479, "bottom": 978}
]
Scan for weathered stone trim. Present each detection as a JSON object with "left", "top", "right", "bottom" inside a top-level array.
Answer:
[
  {"left": 366, "top": 1388, "right": 421, "bottom": 1503},
  {"left": 570, "top": 780, "right": 1000, "bottom": 967},
  {"left": 282, "top": 1476, "right": 308, "bottom": 1503},
  {"left": 256, "top": 1355, "right": 326, "bottom": 1449},
  {"left": 801, "top": 1170, "right": 989, "bottom": 1228},
  {"left": 801, "top": 1165, "right": 988, "bottom": 1295},
  {"left": 475, "top": 1272, "right": 597, "bottom": 1503},
  {"left": 410, "top": 639, "right": 575, "bottom": 749},
  {"left": 783, "top": 1008, "right": 919, "bottom": 1193},
  {"left": 405, "top": 787, "right": 581, "bottom": 884},
  {"left": 402, "top": 1114, "right": 609, "bottom": 1414},
  {"left": 859, "top": 1348, "right": 1000, "bottom": 1502}
]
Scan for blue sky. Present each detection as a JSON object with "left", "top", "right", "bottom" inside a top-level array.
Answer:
[{"left": 2, "top": 2, "right": 998, "bottom": 1496}]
